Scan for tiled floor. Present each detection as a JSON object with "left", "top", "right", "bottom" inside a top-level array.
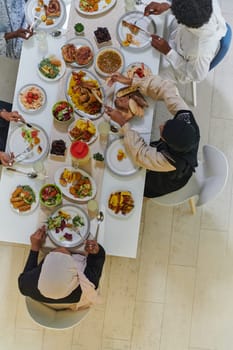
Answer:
[{"left": 1, "top": 1, "right": 233, "bottom": 349}]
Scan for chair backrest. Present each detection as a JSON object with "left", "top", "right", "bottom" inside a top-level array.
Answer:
[
  {"left": 150, "top": 144, "right": 228, "bottom": 209},
  {"left": 25, "top": 297, "right": 90, "bottom": 330},
  {"left": 209, "top": 23, "right": 232, "bottom": 70},
  {"left": 195, "top": 144, "right": 228, "bottom": 207}
]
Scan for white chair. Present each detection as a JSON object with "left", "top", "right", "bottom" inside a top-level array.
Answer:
[
  {"left": 192, "top": 23, "right": 232, "bottom": 106},
  {"left": 150, "top": 145, "right": 228, "bottom": 214},
  {"left": 25, "top": 297, "right": 90, "bottom": 330}
]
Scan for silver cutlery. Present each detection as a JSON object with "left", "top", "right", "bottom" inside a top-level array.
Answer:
[
  {"left": 94, "top": 211, "right": 104, "bottom": 241},
  {"left": 6, "top": 167, "right": 38, "bottom": 179},
  {"left": 14, "top": 144, "right": 33, "bottom": 161}
]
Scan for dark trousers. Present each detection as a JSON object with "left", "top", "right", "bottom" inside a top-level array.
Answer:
[{"left": 0, "top": 101, "right": 12, "bottom": 151}]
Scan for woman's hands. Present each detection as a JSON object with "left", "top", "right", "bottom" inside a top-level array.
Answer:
[
  {"left": 106, "top": 72, "right": 132, "bottom": 87},
  {"left": 30, "top": 225, "right": 46, "bottom": 252},
  {"left": 0, "top": 152, "right": 14, "bottom": 167},
  {"left": 0, "top": 109, "right": 25, "bottom": 123},
  {"left": 144, "top": 2, "right": 171, "bottom": 16},
  {"left": 104, "top": 106, "right": 127, "bottom": 127},
  {"left": 4, "top": 27, "right": 33, "bottom": 41},
  {"left": 84, "top": 240, "right": 100, "bottom": 255}
]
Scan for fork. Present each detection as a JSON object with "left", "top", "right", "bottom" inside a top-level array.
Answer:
[{"left": 14, "top": 144, "right": 33, "bottom": 161}]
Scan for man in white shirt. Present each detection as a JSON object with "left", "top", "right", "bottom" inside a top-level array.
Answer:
[{"left": 144, "top": 0, "right": 227, "bottom": 83}]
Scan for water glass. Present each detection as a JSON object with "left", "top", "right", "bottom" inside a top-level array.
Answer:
[
  {"left": 87, "top": 199, "right": 99, "bottom": 219},
  {"left": 125, "top": 0, "right": 136, "bottom": 12},
  {"left": 36, "top": 31, "right": 48, "bottom": 55},
  {"left": 98, "top": 121, "right": 110, "bottom": 144}
]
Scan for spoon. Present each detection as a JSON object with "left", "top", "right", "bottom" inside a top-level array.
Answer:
[
  {"left": 6, "top": 167, "right": 38, "bottom": 179},
  {"left": 50, "top": 30, "right": 62, "bottom": 37},
  {"left": 94, "top": 211, "right": 104, "bottom": 241}
]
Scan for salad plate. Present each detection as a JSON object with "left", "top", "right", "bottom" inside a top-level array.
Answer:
[
  {"left": 37, "top": 55, "right": 66, "bottom": 82},
  {"left": 54, "top": 166, "right": 97, "bottom": 202},
  {"left": 8, "top": 124, "right": 50, "bottom": 165},
  {"left": 117, "top": 11, "right": 156, "bottom": 50},
  {"left": 46, "top": 204, "right": 90, "bottom": 248},
  {"left": 66, "top": 68, "right": 104, "bottom": 120},
  {"left": 75, "top": 0, "right": 116, "bottom": 16},
  {"left": 105, "top": 138, "right": 140, "bottom": 176},
  {"left": 25, "top": 0, "right": 67, "bottom": 32}
]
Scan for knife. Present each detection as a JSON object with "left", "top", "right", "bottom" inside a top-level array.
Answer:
[{"left": 122, "top": 20, "right": 152, "bottom": 37}]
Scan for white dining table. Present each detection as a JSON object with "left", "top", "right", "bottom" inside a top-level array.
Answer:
[{"left": 0, "top": 0, "right": 165, "bottom": 258}]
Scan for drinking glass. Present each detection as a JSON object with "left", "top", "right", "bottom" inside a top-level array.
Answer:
[{"left": 98, "top": 121, "right": 110, "bottom": 144}]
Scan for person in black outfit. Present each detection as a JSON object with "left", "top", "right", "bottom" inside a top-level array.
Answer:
[{"left": 18, "top": 226, "right": 105, "bottom": 308}]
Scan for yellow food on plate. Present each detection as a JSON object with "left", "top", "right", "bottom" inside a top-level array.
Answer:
[
  {"left": 117, "top": 148, "right": 126, "bottom": 161},
  {"left": 108, "top": 191, "right": 134, "bottom": 216},
  {"left": 69, "top": 119, "right": 96, "bottom": 142}
]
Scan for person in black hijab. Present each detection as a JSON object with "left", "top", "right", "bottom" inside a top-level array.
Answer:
[{"left": 104, "top": 73, "right": 200, "bottom": 198}]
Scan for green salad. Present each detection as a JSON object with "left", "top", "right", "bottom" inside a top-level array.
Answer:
[{"left": 38, "top": 57, "right": 61, "bottom": 79}]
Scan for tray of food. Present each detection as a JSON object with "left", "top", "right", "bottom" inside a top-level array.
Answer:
[{"left": 66, "top": 69, "right": 104, "bottom": 119}]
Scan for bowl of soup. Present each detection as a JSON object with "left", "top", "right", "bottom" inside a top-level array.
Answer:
[{"left": 94, "top": 47, "right": 125, "bottom": 77}]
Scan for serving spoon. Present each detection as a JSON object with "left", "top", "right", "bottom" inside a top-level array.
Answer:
[
  {"left": 6, "top": 167, "right": 38, "bottom": 179},
  {"left": 94, "top": 211, "right": 104, "bottom": 241}
]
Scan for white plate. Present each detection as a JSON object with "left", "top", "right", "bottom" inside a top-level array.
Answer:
[
  {"left": 25, "top": 0, "right": 67, "bottom": 32},
  {"left": 125, "top": 61, "right": 152, "bottom": 78},
  {"left": 105, "top": 138, "right": 140, "bottom": 176},
  {"left": 17, "top": 83, "right": 47, "bottom": 113},
  {"left": 37, "top": 55, "right": 66, "bottom": 82},
  {"left": 8, "top": 124, "right": 50, "bottom": 165},
  {"left": 62, "top": 37, "right": 94, "bottom": 68},
  {"left": 94, "top": 46, "right": 125, "bottom": 77},
  {"left": 117, "top": 11, "right": 156, "bottom": 50},
  {"left": 107, "top": 189, "right": 135, "bottom": 219},
  {"left": 54, "top": 166, "right": 97, "bottom": 202},
  {"left": 68, "top": 118, "right": 98, "bottom": 144},
  {"left": 47, "top": 204, "right": 90, "bottom": 248},
  {"left": 10, "top": 184, "right": 39, "bottom": 215},
  {"left": 66, "top": 68, "right": 105, "bottom": 120},
  {"left": 75, "top": 0, "right": 116, "bottom": 16}
]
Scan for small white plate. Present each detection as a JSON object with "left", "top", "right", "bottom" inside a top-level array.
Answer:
[
  {"left": 125, "top": 62, "right": 152, "bottom": 79},
  {"left": 37, "top": 55, "right": 66, "bottom": 82},
  {"left": 25, "top": 0, "right": 67, "bottom": 32},
  {"left": 105, "top": 138, "right": 140, "bottom": 176},
  {"left": 8, "top": 124, "right": 50, "bottom": 165},
  {"left": 107, "top": 189, "right": 135, "bottom": 219},
  {"left": 54, "top": 166, "right": 97, "bottom": 202},
  {"left": 47, "top": 204, "right": 90, "bottom": 248},
  {"left": 75, "top": 0, "right": 116, "bottom": 16},
  {"left": 17, "top": 83, "right": 47, "bottom": 113},
  {"left": 10, "top": 184, "right": 39, "bottom": 215},
  {"left": 62, "top": 37, "right": 95, "bottom": 67},
  {"left": 117, "top": 11, "right": 156, "bottom": 50},
  {"left": 68, "top": 118, "right": 98, "bottom": 144}
]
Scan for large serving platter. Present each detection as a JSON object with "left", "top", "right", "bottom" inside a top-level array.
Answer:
[
  {"left": 65, "top": 68, "right": 105, "bottom": 120},
  {"left": 17, "top": 83, "right": 47, "bottom": 113},
  {"left": 105, "top": 138, "right": 140, "bottom": 176},
  {"left": 117, "top": 11, "right": 156, "bottom": 50},
  {"left": 46, "top": 204, "right": 90, "bottom": 248},
  {"left": 54, "top": 166, "right": 97, "bottom": 202},
  {"left": 8, "top": 124, "right": 50, "bottom": 165},
  {"left": 75, "top": 0, "right": 116, "bottom": 16},
  {"left": 25, "top": 0, "right": 67, "bottom": 32},
  {"left": 62, "top": 37, "right": 95, "bottom": 68}
]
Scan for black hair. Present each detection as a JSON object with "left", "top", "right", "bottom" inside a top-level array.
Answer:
[{"left": 171, "top": 0, "right": 213, "bottom": 28}]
